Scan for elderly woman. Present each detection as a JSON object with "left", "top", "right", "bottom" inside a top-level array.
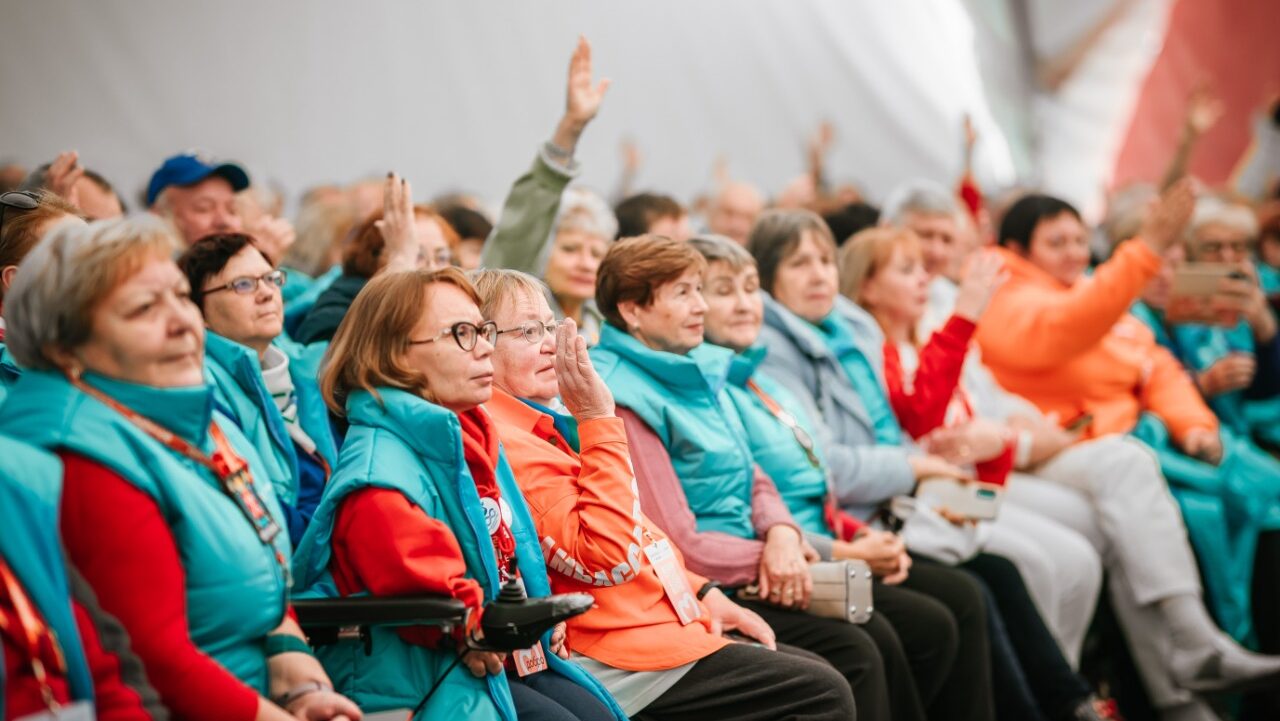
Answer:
[
  {"left": 748, "top": 210, "right": 1130, "bottom": 721},
  {"left": 972, "top": 185, "right": 1280, "bottom": 717},
  {"left": 0, "top": 189, "right": 83, "bottom": 400},
  {"left": 291, "top": 268, "right": 622, "bottom": 721},
  {"left": 178, "top": 233, "right": 339, "bottom": 546},
  {"left": 588, "top": 234, "right": 964, "bottom": 721},
  {"left": 0, "top": 217, "right": 359, "bottom": 721},
  {"left": 1, "top": 433, "right": 163, "bottom": 719},
  {"left": 471, "top": 267, "right": 856, "bottom": 721},
  {"left": 293, "top": 174, "right": 456, "bottom": 345},
  {"left": 688, "top": 234, "right": 1013, "bottom": 721}
]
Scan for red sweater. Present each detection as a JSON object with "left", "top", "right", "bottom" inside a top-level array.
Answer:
[
  {"left": 883, "top": 316, "right": 1013, "bottom": 485},
  {"left": 57, "top": 452, "right": 259, "bottom": 721}
]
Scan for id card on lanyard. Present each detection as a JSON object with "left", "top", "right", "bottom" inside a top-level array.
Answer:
[
  {"left": 642, "top": 532, "right": 703, "bottom": 625},
  {"left": 0, "top": 560, "right": 93, "bottom": 720}
]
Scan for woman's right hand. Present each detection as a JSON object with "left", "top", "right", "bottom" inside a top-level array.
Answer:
[
  {"left": 1197, "top": 352, "right": 1256, "bottom": 397},
  {"left": 757, "top": 526, "right": 812, "bottom": 609},
  {"left": 374, "top": 172, "right": 419, "bottom": 273},
  {"left": 844, "top": 530, "right": 908, "bottom": 579},
  {"left": 554, "top": 318, "right": 615, "bottom": 421},
  {"left": 953, "top": 250, "right": 1007, "bottom": 322},
  {"left": 1140, "top": 177, "right": 1197, "bottom": 253},
  {"left": 907, "top": 454, "right": 970, "bottom": 483},
  {"left": 462, "top": 650, "right": 507, "bottom": 678}
]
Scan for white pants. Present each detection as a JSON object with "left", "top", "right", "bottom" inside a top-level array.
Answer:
[
  {"left": 1005, "top": 435, "right": 1203, "bottom": 708},
  {"left": 985, "top": 497, "right": 1102, "bottom": 668}
]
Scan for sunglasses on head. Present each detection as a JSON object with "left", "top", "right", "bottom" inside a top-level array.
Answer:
[{"left": 0, "top": 191, "right": 39, "bottom": 240}]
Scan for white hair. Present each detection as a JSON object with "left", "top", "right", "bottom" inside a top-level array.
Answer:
[
  {"left": 1189, "top": 195, "right": 1259, "bottom": 240},
  {"left": 880, "top": 179, "right": 958, "bottom": 228},
  {"left": 555, "top": 187, "right": 618, "bottom": 241}
]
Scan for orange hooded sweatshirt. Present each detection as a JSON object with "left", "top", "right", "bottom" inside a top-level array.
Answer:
[
  {"left": 487, "top": 389, "right": 728, "bottom": 672},
  {"left": 975, "top": 240, "right": 1218, "bottom": 445}
]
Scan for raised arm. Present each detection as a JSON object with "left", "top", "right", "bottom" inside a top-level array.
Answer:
[{"left": 480, "top": 36, "right": 609, "bottom": 272}]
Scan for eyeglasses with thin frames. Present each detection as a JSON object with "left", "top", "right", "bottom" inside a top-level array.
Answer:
[
  {"left": 0, "top": 191, "right": 40, "bottom": 240},
  {"left": 202, "top": 269, "right": 288, "bottom": 296},
  {"left": 496, "top": 319, "right": 560, "bottom": 344},
  {"left": 409, "top": 320, "right": 498, "bottom": 352}
]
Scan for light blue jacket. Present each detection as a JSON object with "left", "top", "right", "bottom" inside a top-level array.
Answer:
[
  {"left": 590, "top": 324, "right": 758, "bottom": 538},
  {"left": 0, "top": 435, "right": 94, "bottom": 709},
  {"left": 757, "top": 294, "right": 915, "bottom": 520},
  {"left": 0, "top": 370, "right": 291, "bottom": 692},
  {"left": 291, "top": 388, "right": 623, "bottom": 721},
  {"left": 0, "top": 341, "right": 20, "bottom": 406}
]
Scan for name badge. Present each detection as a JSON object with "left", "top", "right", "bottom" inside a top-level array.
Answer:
[
  {"left": 16, "top": 701, "right": 94, "bottom": 721},
  {"left": 512, "top": 641, "right": 548, "bottom": 677},
  {"left": 643, "top": 538, "right": 703, "bottom": 626}
]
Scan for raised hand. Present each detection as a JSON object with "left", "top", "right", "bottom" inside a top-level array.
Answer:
[
  {"left": 374, "top": 172, "right": 419, "bottom": 273},
  {"left": 1184, "top": 83, "right": 1225, "bottom": 137},
  {"left": 247, "top": 214, "right": 297, "bottom": 263},
  {"left": 952, "top": 250, "right": 1007, "bottom": 322},
  {"left": 1140, "top": 177, "right": 1197, "bottom": 254},
  {"left": 45, "top": 151, "right": 85, "bottom": 208},
  {"left": 554, "top": 318, "right": 615, "bottom": 421},
  {"left": 552, "top": 36, "right": 610, "bottom": 155}
]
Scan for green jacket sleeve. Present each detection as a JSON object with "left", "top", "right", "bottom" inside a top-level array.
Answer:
[{"left": 478, "top": 148, "right": 579, "bottom": 274}]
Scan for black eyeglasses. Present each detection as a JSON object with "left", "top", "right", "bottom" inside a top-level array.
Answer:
[
  {"left": 0, "top": 191, "right": 39, "bottom": 240},
  {"left": 203, "top": 269, "right": 288, "bottom": 296},
  {"left": 409, "top": 320, "right": 498, "bottom": 352},
  {"left": 496, "top": 319, "right": 560, "bottom": 344}
]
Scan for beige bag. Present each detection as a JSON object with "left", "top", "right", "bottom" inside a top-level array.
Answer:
[{"left": 741, "top": 560, "right": 874, "bottom": 624}]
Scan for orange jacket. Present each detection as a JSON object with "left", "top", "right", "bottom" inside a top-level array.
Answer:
[
  {"left": 487, "top": 389, "right": 728, "bottom": 672},
  {"left": 976, "top": 241, "right": 1218, "bottom": 445}
]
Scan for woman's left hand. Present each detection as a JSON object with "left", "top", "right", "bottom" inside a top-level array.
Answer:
[
  {"left": 757, "top": 526, "right": 812, "bottom": 610},
  {"left": 1182, "top": 428, "right": 1224, "bottom": 465},
  {"left": 922, "top": 419, "right": 1008, "bottom": 464},
  {"left": 286, "top": 690, "right": 363, "bottom": 721},
  {"left": 550, "top": 622, "right": 570, "bottom": 659}
]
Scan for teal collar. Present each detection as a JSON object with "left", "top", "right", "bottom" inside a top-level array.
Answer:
[
  {"left": 80, "top": 371, "right": 214, "bottom": 449},
  {"left": 345, "top": 387, "right": 460, "bottom": 463},
  {"left": 596, "top": 323, "right": 733, "bottom": 394},
  {"left": 726, "top": 343, "right": 767, "bottom": 387}
]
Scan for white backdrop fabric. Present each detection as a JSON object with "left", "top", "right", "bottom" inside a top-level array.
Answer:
[{"left": 2, "top": 0, "right": 1026, "bottom": 213}]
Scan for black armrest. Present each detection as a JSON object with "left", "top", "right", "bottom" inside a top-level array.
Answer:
[{"left": 294, "top": 596, "right": 466, "bottom": 654}]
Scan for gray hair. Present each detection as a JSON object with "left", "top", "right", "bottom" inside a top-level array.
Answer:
[
  {"left": 1189, "top": 195, "right": 1259, "bottom": 240},
  {"left": 688, "top": 234, "right": 755, "bottom": 272},
  {"left": 879, "top": 179, "right": 958, "bottom": 228},
  {"left": 469, "top": 267, "right": 549, "bottom": 321},
  {"left": 555, "top": 187, "right": 618, "bottom": 241},
  {"left": 6, "top": 216, "right": 180, "bottom": 370}
]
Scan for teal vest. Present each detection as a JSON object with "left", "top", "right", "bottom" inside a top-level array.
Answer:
[
  {"left": 813, "top": 311, "right": 903, "bottom": 446},
  {"left": 724, "top": 345, "right": 832, "bottom": 537},
  {"left": 590, "top": 324, "right": 757, "bottom": 538},
  {"left": 291, "top": 388, "right": 624, "bottom": 721},
  {"left": 0, "top": 341, "right": 20, "bottom": 406},
  {"left": 204, "top": 332, "right": 338, "bottom": 507},
  {"left": 0, "top": 436, "right": 93, "bottom": 707},
  {"left": 0, "top": 370, "right": 291, "bottom": 693}
]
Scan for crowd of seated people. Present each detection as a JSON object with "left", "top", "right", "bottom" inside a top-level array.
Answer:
[{"left": 2, "top": 33, "right": 1280, "bottom": 721}]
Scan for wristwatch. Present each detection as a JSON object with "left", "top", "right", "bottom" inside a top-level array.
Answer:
[{"left": 696, "top": 580, "right": 721, "bottom": 600}]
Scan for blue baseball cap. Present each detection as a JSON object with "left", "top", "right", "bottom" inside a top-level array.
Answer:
[{"left": 146, "top": 152, "right": 250, "bottom": 207}]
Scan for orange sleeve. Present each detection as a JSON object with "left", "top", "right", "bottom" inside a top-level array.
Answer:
[
  {"left": 1140, "top": 345, "right": 1219, "bottom": 446},
  {"left": 978, "top": 240, "right": 1163, "bottom": 370},
  {"left": 527, "top": 417, "right": 649, "bottom": 587}
]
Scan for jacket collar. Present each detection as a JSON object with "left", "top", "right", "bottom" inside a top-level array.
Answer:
[
  {"left": 486, "top": 387, "right": 547, "bottom": 435},
  {"left": 81, "top": 371, "right": 214, "bottom": 448},
  {"left": 726, "top": 343, "right": 767, "bottom": 387},
  {"left": 596, "top": 323, "right": 733, "bottom": 394},
  {"left": 345, "top": 387, "right": 460, "bottom": 463},
  {"left": 761, "top": 293, "right": 835, "bottom": 362}
]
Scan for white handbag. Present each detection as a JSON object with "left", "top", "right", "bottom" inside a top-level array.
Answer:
[{"left": 741, "top": 560, "right": 875, "bottom": 624}]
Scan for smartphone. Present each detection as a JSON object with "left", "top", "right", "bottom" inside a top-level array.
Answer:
[
  {"left": 1171, "top": 263, "right": 1248, "bottom": 298},
  {"left": 1062, "top": 412, "right": 1094, "bottom": 433},
  {"left": 916, "top": 478, "right": 1004, "bottom": 521}
]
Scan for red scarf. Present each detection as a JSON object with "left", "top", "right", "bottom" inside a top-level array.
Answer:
[{"left": 457, "top": 408, "right": 518, "bottom": 583}]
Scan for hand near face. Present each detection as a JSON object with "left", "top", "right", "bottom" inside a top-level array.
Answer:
[
  {"left": 953, "top": 250, "right": 1007, "bottom": 322},
  {"left": 247, "top": 214, "right": 297, "bottom": 264},
  {"left": 374, "top": 173, "right": 419, "bottom": 273},
  {"left": 1141, "top": 178, "right": 1197, "bottom": 254},
  {"left": 554, "top": 318, "right": 615, "bottom": 421}
]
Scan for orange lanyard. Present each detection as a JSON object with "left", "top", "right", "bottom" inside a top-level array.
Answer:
[
  {"left": 745, "top": 380, "right": 822, "bottom": 469},
  {"left": 70, "top": 377, "right": 289, "bottom": 574},
  {"left": 0, "top": 558, "right": 65, "bottom": 711}
]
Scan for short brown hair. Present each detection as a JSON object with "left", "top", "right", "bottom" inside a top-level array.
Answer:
[
  {"left": 469, "top": 268, "right": 547, "bottom": 321},
  {"left": 320, "top": 266, "right": 480, "bottom": 414},
  {"left": 1, "top": 190, "right": 81, "bottom": 297},
  {"left": 614, "top": 193, "right": 684, "bottom": 239},
  {"left": 747, "top": 209, "right": 836, "bottom": 295},
  {"left": 341, "top": 206, "right": 461, "bottom": 279},
  {"left": 595, "top": 234, "right": 707, "bottom": 329}
]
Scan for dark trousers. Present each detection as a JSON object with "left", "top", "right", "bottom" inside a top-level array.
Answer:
[
  {"left": 634, "top": 642, "right": 857, "bottom": 721},
  {"left": 896, "top": 559, "right": 996, "bottom": 721},
  {"left": 959, "top": 553, "right": 1090, "bottom": 721},
  {"left": 739, "top": 599, "right": 907, "bottom": 721},
  {"left": 1243, "top": 529, "right": 1280, "bottom": 721},
  {"left": 509, "top": 670, "right": 616, "bottom": 721}
]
